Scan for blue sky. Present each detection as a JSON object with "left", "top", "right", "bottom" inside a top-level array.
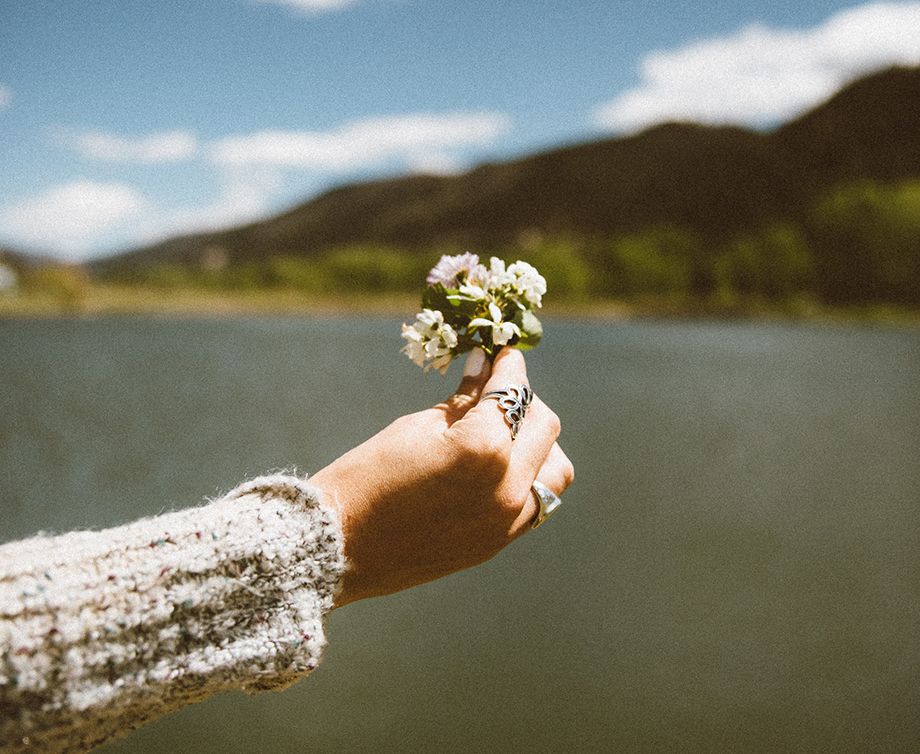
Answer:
[{"left": 1, "top": 0, "right": 919, "bottom": 259}]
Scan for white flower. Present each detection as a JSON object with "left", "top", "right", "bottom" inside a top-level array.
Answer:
[
  {"left": 415, "top": 308, "right": 444, "bottom": 331},
  {"left": 426, "top": 252, "right": 487, "bottom": 288},
  {"left": 424, "top": 327, "right": 457, "bottom": 374},
  {"left": 401, "top": 309, "right": 458, "bottom": 373},
  {"left": 466, "top": 262, "right": 491, "bottom": 289},
  {"left": 400, "top": 322, "right": 427, "bottom": 367},
  {"left": 440, "top": 322, "right": 459, "bottom": 350},
  {"left": 469, "top": 301, "right": 521, "bottom": 346},
  {"left": 507, "top": 260, "right": 547, "bottom": 307},
  {"left": 452, "top": 282, "right": 488, "bottom": 301},
  {"left": 487, "top": 257, "right": 515, "bottom": 288}
]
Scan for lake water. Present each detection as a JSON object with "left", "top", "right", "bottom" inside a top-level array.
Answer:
[{"left": 2, "top": 316, "right": 918, "bottom": 752}]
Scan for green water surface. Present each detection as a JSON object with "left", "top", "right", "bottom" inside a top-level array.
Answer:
[{"left": 1, "top": 317, "right": 918, "bottom": 752}]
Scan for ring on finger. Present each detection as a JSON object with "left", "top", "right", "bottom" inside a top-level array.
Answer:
[
  {"left": 530, "top": 480, "right": 563, "bottom": 529},
  {"left": 482, "top": 384, "right": 533, "bottom": 440}
]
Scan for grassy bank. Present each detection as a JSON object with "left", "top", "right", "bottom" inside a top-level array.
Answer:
[
  {"left": 2, "top": 283, "right": 919, "bottom": 327},
  {"left": 0, "top": 284, "right": 419, "bottom": 317}
]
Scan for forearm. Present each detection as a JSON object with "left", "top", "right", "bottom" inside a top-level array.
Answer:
[{"left": 0, "top": 474, "right": 344, "bottom": 753}]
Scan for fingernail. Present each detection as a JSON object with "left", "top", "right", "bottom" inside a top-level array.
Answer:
[{"left": 463, "top": 348, "right": 487, "bottom": 377}]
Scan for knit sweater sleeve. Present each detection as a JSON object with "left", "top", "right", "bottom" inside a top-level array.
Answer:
[{"left": 0, "top": 473, "right": 345, "bottom": 753}]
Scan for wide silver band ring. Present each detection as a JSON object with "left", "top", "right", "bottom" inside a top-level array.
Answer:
[
  {"left": 482, "top": 384, "right": 533, "bottom": 440},
  {"left": 530, "top": 480, "right": 563, "bottom": 529}
]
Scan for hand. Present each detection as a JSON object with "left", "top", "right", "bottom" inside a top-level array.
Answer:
[{"left": 310, "top": 347, "right": 574, "bottom": 607}]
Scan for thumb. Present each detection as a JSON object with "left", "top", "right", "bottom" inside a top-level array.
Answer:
[
  {"left": 434, "top": 348, "right": 492, "bottom": 426},
  {"left": 453, "top": 348, "right": 491, "bottom": 399}
]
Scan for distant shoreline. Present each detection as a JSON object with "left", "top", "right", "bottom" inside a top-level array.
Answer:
[{"left": 2, "top": 285, "right": 919, "bottom": 329}]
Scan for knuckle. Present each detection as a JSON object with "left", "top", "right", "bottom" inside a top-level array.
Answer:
[
  {"left": 546, "top": 408, "right": 562, "bottom": 437},
  {"left": 476, "top": 437, "right": 511, "bottom": 476},
  {"left": 493, "top": 487, "right": 519, "bottom": 516},
  {"left": 495, "top": 481, "right": 531, "bottom": 522},
  {"left": 533, "top": 397, "right": 561, "bottom": 437},
  {"left": 562, "top": 459, "right": 576, "bottom": 488},
  {"left": 446, "top": 428, "right": 509, "bottom": 478}
]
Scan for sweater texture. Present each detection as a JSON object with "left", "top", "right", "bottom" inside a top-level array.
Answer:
[{"left": 0, "top": 474, "right": 345, "bottom": 753}]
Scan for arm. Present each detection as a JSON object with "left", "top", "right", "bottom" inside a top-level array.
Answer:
[
  {"left": 0, "top": 475, "right": 344, "bottom": 753},
  {"left": 1, "top": 347, "right": 573, "bottom": 752}
]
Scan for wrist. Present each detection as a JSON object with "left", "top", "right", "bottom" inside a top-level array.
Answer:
[{"left": 308, "top": 466, "right": 361, "bottom": 608}]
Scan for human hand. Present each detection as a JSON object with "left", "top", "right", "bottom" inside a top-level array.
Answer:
[{"left": 310, "top": 347, "right": 574, "bottom": 607}]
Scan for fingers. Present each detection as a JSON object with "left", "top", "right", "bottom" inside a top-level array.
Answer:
[
  {"left": 509, "top": 442, "right": 575, "bottom": 538},
  {"left": 435, "top": 349, "right": 492, "bottom": 424},
  {"left": 442, "top": 346, "right": 571, "bottom": 540},
  {"left": 509, "top": 394, "right": 560, "bottom": 480},
  {"left": 453, "top": 348, "right": 490, "bottom": 399},
  {"left": 455, "top": 347, "right": 530, "bottom": 441}
]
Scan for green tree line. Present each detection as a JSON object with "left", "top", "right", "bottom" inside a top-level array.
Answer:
[{"left": 117, "top": 179, "right": 920, "bottom": 308}]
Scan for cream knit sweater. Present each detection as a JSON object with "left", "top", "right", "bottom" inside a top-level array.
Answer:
[{"left": 0, "top": 474, "right": 345, "bottom": 753}]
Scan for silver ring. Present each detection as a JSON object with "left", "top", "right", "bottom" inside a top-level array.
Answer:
[
  {"left": 530, "top": 480, "right": 562, "bottom": 529},
  {"left": 482, "top": 384, "right": 533, "bottom": 440}
]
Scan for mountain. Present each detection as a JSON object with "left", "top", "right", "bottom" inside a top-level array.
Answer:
[
  {"left": 0, "top": 246, "right": 48, "bottom": 271},
  {"left": 99, "top": 66, "right": 920, "bottom": 272}
]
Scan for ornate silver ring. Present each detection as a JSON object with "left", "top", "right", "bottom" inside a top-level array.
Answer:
[{"left": 482, "top": 384, "right": 533, "bottom": 440}]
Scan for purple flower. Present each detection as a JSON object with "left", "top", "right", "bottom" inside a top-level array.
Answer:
[{"left": 426, "top": 252, "right": 486, "bottom": 287}]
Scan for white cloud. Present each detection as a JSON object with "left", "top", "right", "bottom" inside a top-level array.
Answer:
[
  {"left": 408, "top": 152, "right": 465, "bottom": 176},
  {"left": 0, "top": 173, "right": 285, "bottom": 260},
  {"left": 594, "top": 1, "right": 920, "bottom": 132},
  {"left": 63, "top": 129, "right": 198, "bottom": 163},
  {"left": 166, "top": 170, "right": 284, "bottom": 236},
  {"left": 0, "top": 85, "right": 11, "bottom": 109},
  {"left": 4, "top": 112, "right": 510, "bottom": 258},
  {"left": 0, "top": 181, "right": 149, "bottom": 260},
  {"left": 255, "top": 0, "right": 359, "bottom": 14},
  {"left": 210, "top": 112, "right": 511, "bottom": 171}
]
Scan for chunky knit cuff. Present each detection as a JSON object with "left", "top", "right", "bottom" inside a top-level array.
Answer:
[{"left": 0, "top": 473, "right": 345, "bottom": 753}]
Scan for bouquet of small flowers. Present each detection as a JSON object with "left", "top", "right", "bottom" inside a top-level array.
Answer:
[{"left": 401, "top": 252, "right": 547, "bottom": 373}]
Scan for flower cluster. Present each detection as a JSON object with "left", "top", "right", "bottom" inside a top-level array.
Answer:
[
  {"left": 401, "top": 252, "right": 546, "bottom": 373},
  {"left": 400, "top": 308, "right": 458, "bottom": 374}
]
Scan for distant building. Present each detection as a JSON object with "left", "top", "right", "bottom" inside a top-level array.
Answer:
[{"left": 0, "top": 262, "right": 18, "bottom": 293}]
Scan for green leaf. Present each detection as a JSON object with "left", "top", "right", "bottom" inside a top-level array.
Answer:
[
  {"left": 514, "top": 309, "right": 542, "bottom": 351},
  {"left": 421, "top": 283, "right": 456, "bottom": 312},
  {"left": 420, "top": 284, "right": 482, "bottom": 325}
]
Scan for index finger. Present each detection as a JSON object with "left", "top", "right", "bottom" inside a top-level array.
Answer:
[{"left": 452, "top": 347, "right": 530, "bottom": 443}]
